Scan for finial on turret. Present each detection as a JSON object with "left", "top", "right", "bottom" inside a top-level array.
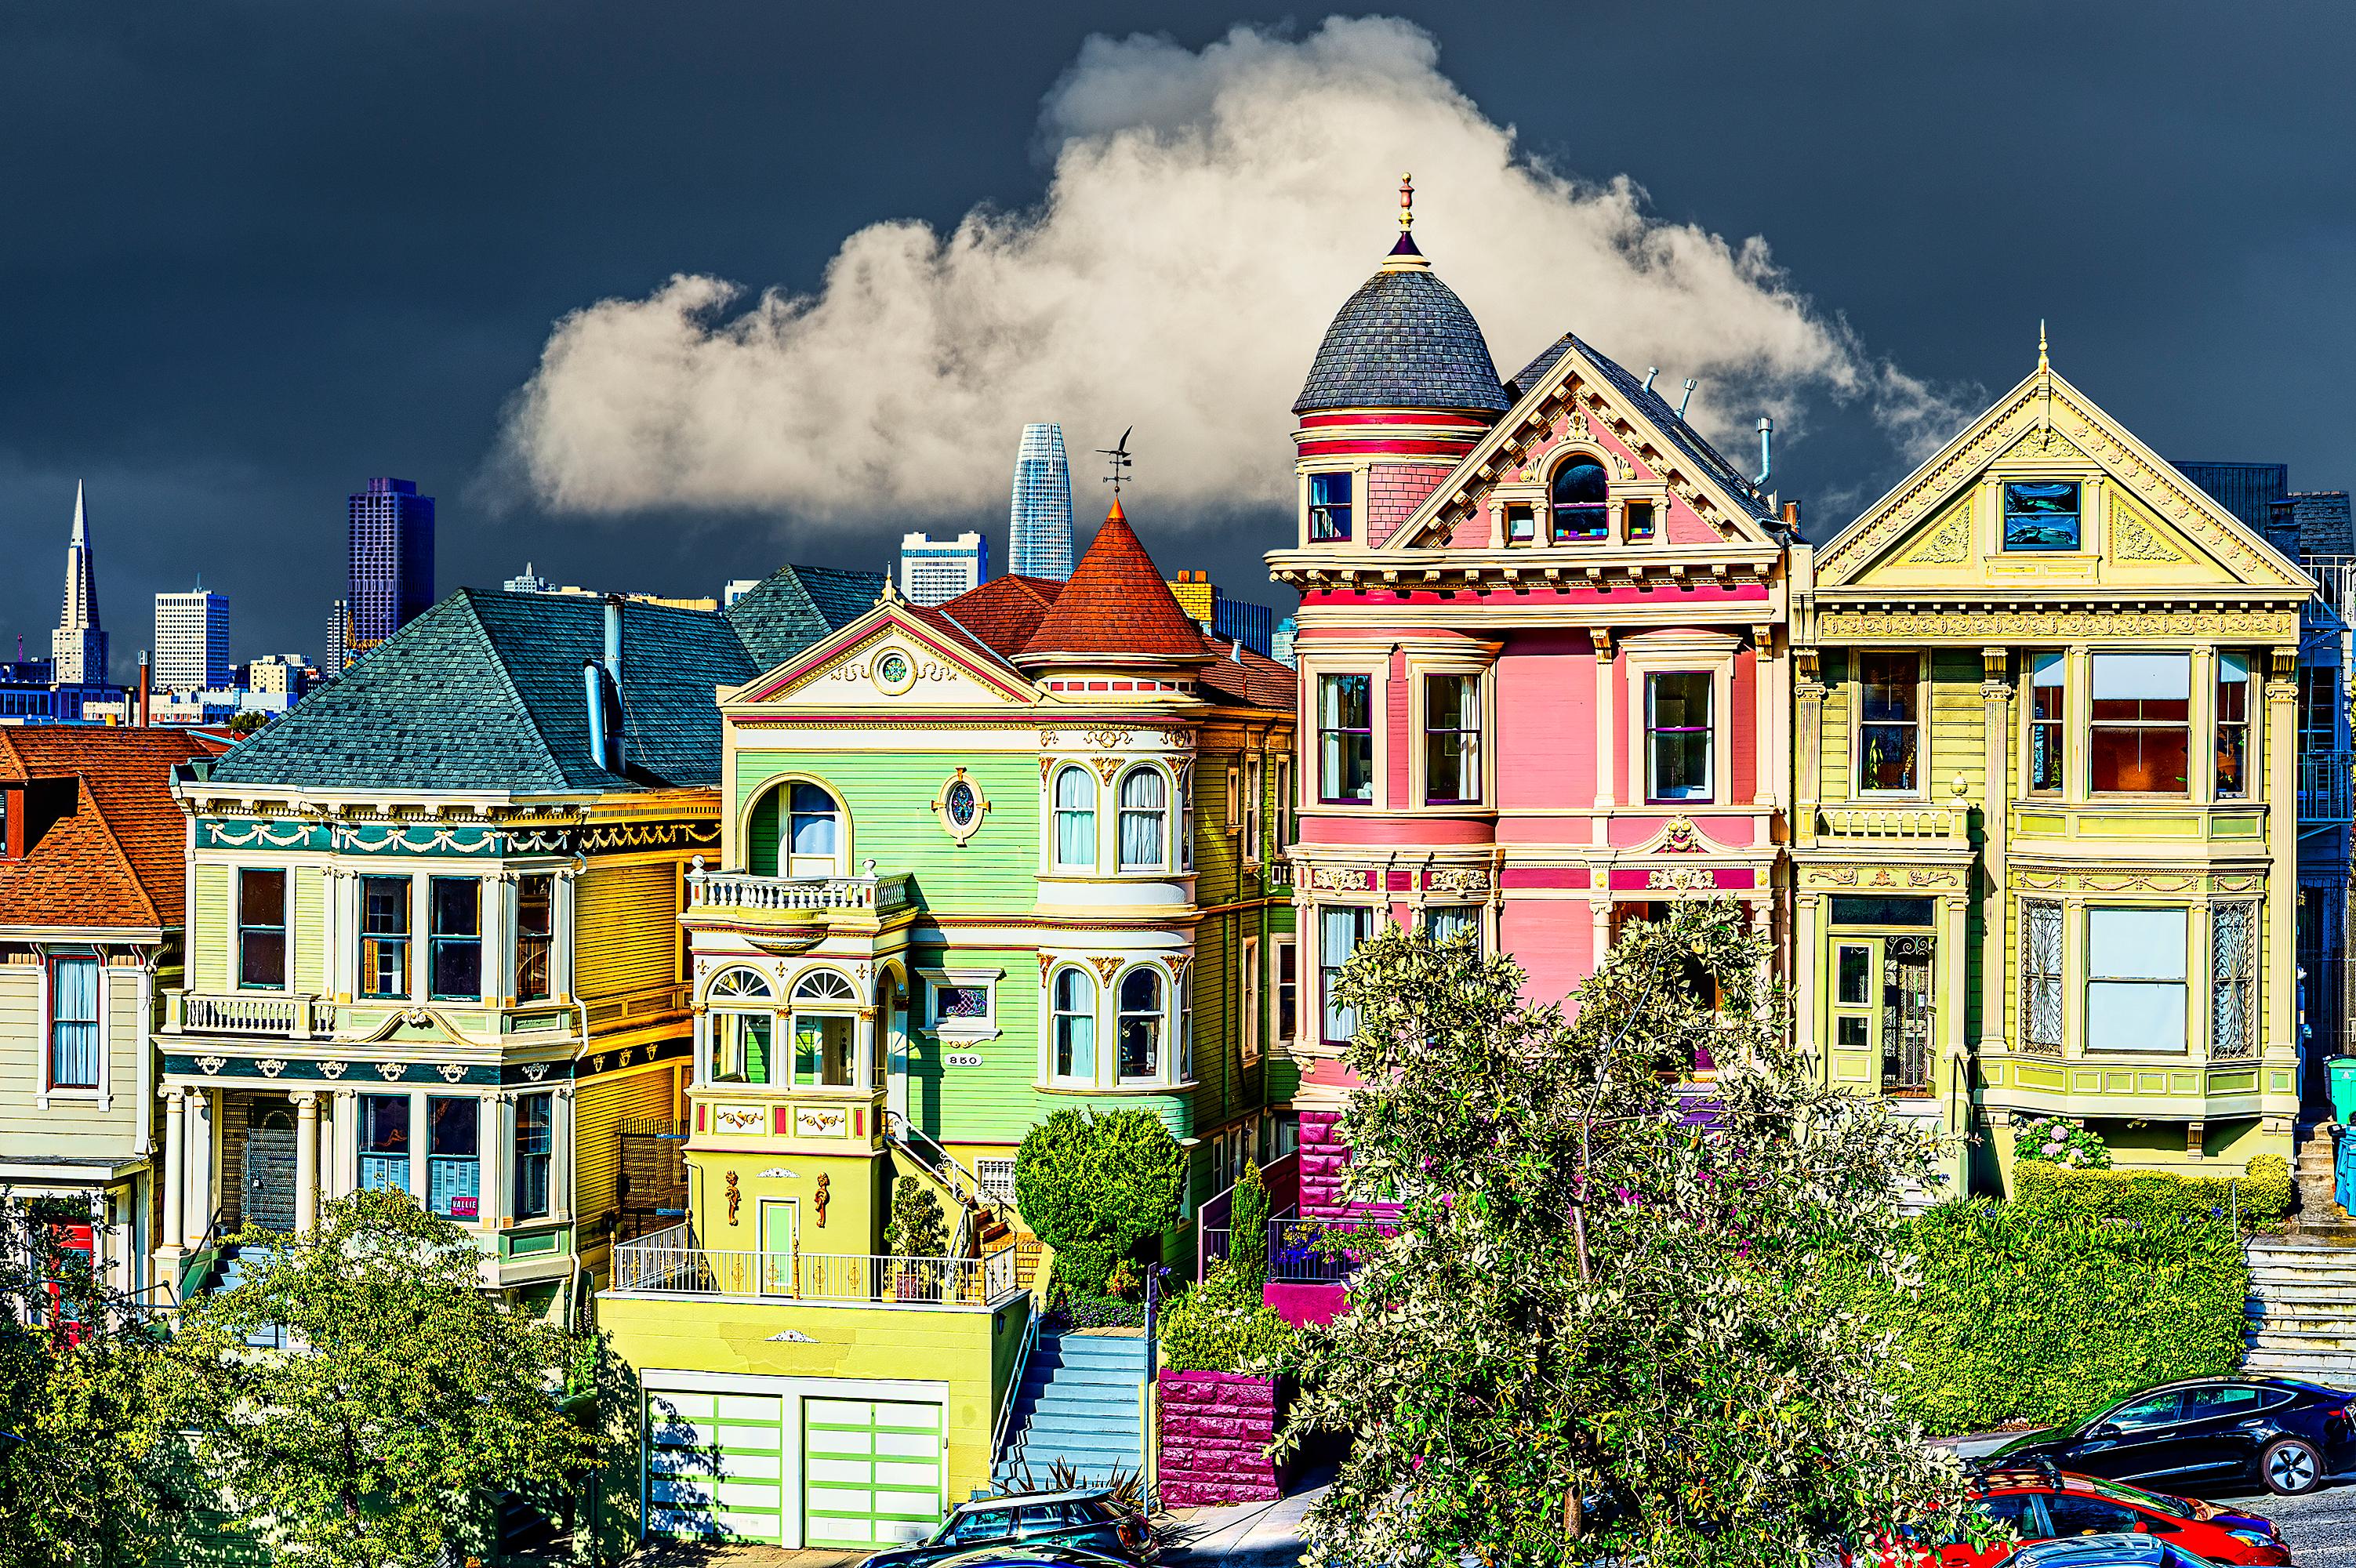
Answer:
[
  {"left": 2038, "top": 319, "right": 2049, "bottom": 372},
  {"left": 1399, "top": 172, "right": 1414, "bottom": 231},
  {"left": 1381, "top": 175, "right": 1429, "bottom": 270}
]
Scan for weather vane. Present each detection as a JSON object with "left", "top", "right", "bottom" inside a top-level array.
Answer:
[{"left": 1098, "top": 426, "right": 1134, "bottom": 495}]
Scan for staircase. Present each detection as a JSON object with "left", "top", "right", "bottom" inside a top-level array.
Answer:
[
  {"left": 202, "top": 1246, "right": 292, "bottom": 1348},
  {"left": 992, "top": 1330, "right": 1149, "bottom": 1488},
  {"left": 2292, "top": 1120, "right": 2346, "bottom": 1229}
]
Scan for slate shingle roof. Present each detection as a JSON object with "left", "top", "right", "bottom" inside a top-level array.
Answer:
[
  {"left": 207, "top": 589, "right": 761, "bottom": 793},
  {"left": 1019, "top": 503, "right": 1210, "bottom": 662},
  {"left": 1508, "top": 334, "right": 1774, "bottom": 524},
  {"left": 1294, "top": 266, "right": 1509, "bottom": 416},
  {"left": 726, "top": 564, "right": 887, "bottom": 667},
  {"left": 0, "top": 728, "right": 223, "bottom": 929}
]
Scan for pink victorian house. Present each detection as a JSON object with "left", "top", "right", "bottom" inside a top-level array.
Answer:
[{"left": 1270, "top": 191, "right": 1796, "bottom": 1221}]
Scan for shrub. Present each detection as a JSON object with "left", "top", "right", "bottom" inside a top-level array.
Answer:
[
  {"left": 1225, "top": 1159, "right": 1270, "bottom": 1293},
  {"left": 2013, "top": 1114, "right": 2110, "bottom": 1169},
  {"left": 2015, "top": 1154, "right": 2291, "bottom": 1227},
  {"left": 888, "top": 1178, "right": 947, "bottom": 1258},
  {"left": 1015, "top": 1108, "right": 1184, "bottom": 1296},
  {"left": 1159, "top": 1261, "right": 1301, "bottom": 1374},
  {"left": 1835, "top": 1197, "right": 2249, "bottom": 1434},
  {"left": 1046, "top": 1283, "right": 1147, "bottom": 1330}
]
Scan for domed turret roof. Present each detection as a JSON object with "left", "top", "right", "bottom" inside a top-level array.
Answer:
[{"left": 1292, "top": 231, "right": 1508, "bottom": 417}]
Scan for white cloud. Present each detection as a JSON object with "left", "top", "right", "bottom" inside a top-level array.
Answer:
[{"left": 498, "top": 16, "right": 1966, "bottom": 523}]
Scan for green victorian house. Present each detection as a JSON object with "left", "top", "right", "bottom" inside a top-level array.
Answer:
[
  {"left": 154, "top": 568, "right": 878, "bottom": 1313},
  {"left": 597, "top": 500, "right": 1298, "bottom": 1547}
]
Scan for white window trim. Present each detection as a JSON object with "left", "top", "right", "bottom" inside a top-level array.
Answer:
[
  {"left": 1271, "top": 934, "right": 1298, "bottom": 1051},
  {"left": 37, "top": 946, "right": 111, "bottom": 1109},
  {"left": 1305, "top": 660, "right": 1385, "bottom": 809},
  {"left": 1240, "top": 936, "right": 1261, "bottom": 1065},
  {"left": 1046, "top": 761, "right": 1101, "bottom": 874},
  {"left": 1036, "top": 958, "right": 1189, "bottom": 1091},
  {"left": 1040, "top": 963, "right": 1102, "bottom": 1089},
  {"left": 1114, "top": 763, "right": 1176, "bottom": 875},
  {"left": 1851, "top": 649, "right": 1929, "bottom": 800},
  {"left": 2083, "top": 904, "right": 2191, "bottom": 1055},
  {"left": 918, "top": 966, "right": 1001, "bottom": 1044},
  {"left": 1407, "top": 659, "right": 1492, "bottom": 811},
  {"left": 1623, "top": 637, "right": 1738, "bottom": 808},
  {"left": 1243, "top": 754, "right": 1263, "bottom": 866}
]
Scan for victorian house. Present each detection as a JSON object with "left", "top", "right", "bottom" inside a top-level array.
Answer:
[
  {"left": 154, "top": 570, "right": 874, "bottom": 1313},
  {"left": 1264, "top": 187, "right": 1795, "bottom": 1221},
  {"left": 597, "top": 501, "right": 1297, "bottom": 1548},
  {"left": 0, "top": 728, "right": 220, "bottom": 1305},
  {"left": 1790, "top": 336, "right": 2314, "bottom": 1191}
]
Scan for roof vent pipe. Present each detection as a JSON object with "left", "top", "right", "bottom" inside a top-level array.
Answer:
[
  {"left": 1677, "top": 378, "right": 1698, "bottom": 418},
  {"left": 1755, "top": 416, "right": 1773, "bottom": 488},
  {"left": 601, "top": 595, "right": 627, "bottom": 773},
  {"left": 582, "top": 660, "right": 608, "bottom": 770},
  {"left": 1641, "top": 367, "right": 1659, "bottom": 393}
]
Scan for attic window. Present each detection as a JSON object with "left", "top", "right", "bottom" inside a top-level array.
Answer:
[
  {"left": 2002, "top": 481, "right": 2080, "bottom": 552},
  {"left": 1505, "top": 506, "right": 1535, "bottom": 546},
  {"left": 1550, "top": 458, "right": 1609, "bottom": 543},
  {"left": 1625, "top": 501, "right": 1655, "bottom": 541}
]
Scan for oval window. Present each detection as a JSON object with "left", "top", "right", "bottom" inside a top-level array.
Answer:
[
  {"left": 878, "top": 652, "right": 910, "bottom": 684},
  {"left": 946, "top": 779, "right": 977, "bottom": 826}
]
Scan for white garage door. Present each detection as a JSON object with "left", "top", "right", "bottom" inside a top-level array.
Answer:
[
  {"left": 803, "top": 1399, "right": 946, "bottom": 1547},
  {"left": 644, "top": 1390, "right": 786, "bottom": 1542}
]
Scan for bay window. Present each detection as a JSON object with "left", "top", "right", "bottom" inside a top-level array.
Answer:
[
  {"left": 1051, "top": 968, "right": 1096, "bottom": 1081},
  {"left": 359, "top": 1095, "right": 410, "bottom": 1192},
  {"left": 513, "top": 1094, "right": 552, "bottom": 1220},
  {"left": 515, "top": 873, "right": 554, "bottom": 1001},
  {"left": 2028, "top": 655, "right": 2066, "bottom": 794},
  {"left": 1052, "top": 766, "right": 1096, "bottom": 868},
  {"left": 1645, "top": 672, "right": 1713, "bottom": 803},
  {"left": 429, "top": 877, "right": 481, "bottom": 1000},
  {"left": 2090, "top": 653, "right": 2189, "bottom": 793},
  {"left": 1424, "top": 673, "right": 1480, "bottom": 805},
  {"left": 2086, "top": 906, "right": 2187, "bottom": 1052},
  {"left": 1275, "top": 937, "right": 1298, "bottom": 1046},
  {"left": 49, "top": 955, "right": 100, "bottom": 1089},
  {"left": 360, "top": 875, "right": 409, "bottom": 998},
  {"left": 1117, "top": 768, "right": 1167, "bottom": 870},
  {"left": 427, "top": 1097, "right": 481, "bottom": 1219},
  {"left": 1318, "top": 674, "right": 1374, "bottom": 803},
  {"left": 238, "top": 868, "right": 287, "bottom": 989},
  {"left": 1116, "top": 967, "right": 1163, "bottom": 1081},
  {"left": 790, "top": 970, "right": 859, "bottom": 1088},
  {"left": 707, "top": 967, "right": 774, "bottom": 1083},
  {"left": 1428, "top": 905, "right": 1480, "bottom": 951},
  {"left": 1320, "top": 906, "right": 1376, "bottom": 1046},
  {"left": 1858, "top": 653, "right": 1921, "bottom": 793},
  {"left": 2215, "top": 655, "right": 2251, "bottom": 799}
]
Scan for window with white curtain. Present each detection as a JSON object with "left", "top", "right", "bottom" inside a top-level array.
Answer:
[
  {"left": 1117, "top": 967, "right": 1163, "bottom": 1080},
  {"left": 1321, "top": 906, "right": 1377, "bottom": 1045},
  {"left": 2086, "top": 906, "right": 2188, "bottom": 1052},
  {"left": 1117, "top": 768, "right": 1167, "bottom": 869},
  {"left": 49, "top": 956, "right": 100, "bottom": 1088},
  {"left": 1053, "top": 766, "right": 1096, "bottom": 869},
  {"left": 1051, "top": 968, "right": 1095, "bottom": 1080}
]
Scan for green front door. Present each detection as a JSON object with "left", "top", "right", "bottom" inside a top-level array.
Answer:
[
  {"left": 759, "top": 1200, "right": 797, "bottom": 1297},
  {"left": 802, "top": 1399, "right": 945, "bottom": 1548}
]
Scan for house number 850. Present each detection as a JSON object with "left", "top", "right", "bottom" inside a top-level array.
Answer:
[{"left": 945, "top": 1052, "right": 983, "bottom": 1067}]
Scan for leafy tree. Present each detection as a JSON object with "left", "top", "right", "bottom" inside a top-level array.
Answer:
[
  {"left": 1280, "top": 899, "right": 1970, "bottom": 1568},
  {"left": 888, "top": 1178, "right": 948, "bottom": 1257},
  {"left": 0, "top": 1192, "right": 187, "bottom": 1566},
  {"left": 162, "top": 1188, "right": 606, "bottom": 1568},
  {"left": 1015, "top": 1107, "right": 1183, "bottom": 1296},
  {"left": 1225, "top": 1157, "right": 1270, "bottom": 1293}
]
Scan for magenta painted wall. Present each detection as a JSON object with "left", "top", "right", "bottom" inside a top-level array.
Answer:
[
  {"left": 1264, "top": 1281, "right": 1348, "bottom": 1328},
  {"left": 1733, "top": 645, "right": 1757, "bottom": 804},
  {"left": 1501, "top": 896, "right": 1594, "bottom": 1001},
  {"left": 1497, "top": 630, "right": 1594, "bottom": 814},
  {"left": 1158, "top": 1371, "right": 1289, "bottom": 1506},
  {"left": 1366, "top": 463, "right": 1450, "bottom": 547}
]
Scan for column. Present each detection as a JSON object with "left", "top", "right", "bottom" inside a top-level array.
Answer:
[
  {"left": 2267, "top": 652, "right": 2301, "bottom": 1069},
  {"left": 1752, "top": 626, "right": 1781, "bottom": 814},
  {"left": 1795, "top": 892, "right": 1823, "bottom": 1065},
  {"left": 1979, "top": 648, "right": 2012, "bottom": 1054},
  {"left": 482, "top": 875, "right": 509, "bottom": 1007},
  {"left": 185, "top": 1090, "right": 215, "bottom": 1247},
  {"left": 159, "top": 1090, "right": 187, "bottom": 1270},
  {"left": 293, "top": 1091, "right": 320, "bottom": 1232},
  {"left": 554, "top": 870, "right": 579, "bottom": 1004},
  {"left": 408, "top": 1087, "right": 428, "bottom": 1201},
  {"left": 1940, "top": 893, "right": 1969, "bottom": 1088},
  {"left": 332, "top": 1090, "right": 359, "bottom": 1196},
  {"left": 1792, "top": 650, "right": 1824, "bottom": 848},
  {"left": 1592, "top": 633, "right": 1617, "bottom": 840},
  {"left": 550, "top": 1087, "right": 575, "bottom": 1224},
  {"left": 410, "top": 877, "right": 431, "bottom": 1002},
  {"left": 1590, "top": 898, "right": 1613, "bottom": 973},
  {"left": 478, "top": 1092, "right": 507, "bottom": 1232}
]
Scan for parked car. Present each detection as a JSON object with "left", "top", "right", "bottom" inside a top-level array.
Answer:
[
  {"left": 858, "top": 1490, "right": 1149, "bottom": 1568},
  {"left": 2006, "top": 1533, "right": 2226, "bottom": 1568},
  {"left": 904, "top": 1549, "right": 1134, "bottom": 1568},
  {"left": 1949, "top": 1467, "right": 2288, "bottom": 1567},
  {"left": 1991, "top": 1377, "right": 2354, "bottom": 1496}
]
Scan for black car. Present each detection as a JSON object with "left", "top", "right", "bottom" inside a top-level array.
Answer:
[
  {"left": 858, "top": 1490, "right": 1148, "bottom": 1568},
  {"left": 1991, "top": 1377, "right": 2355, "bottom": 1497}
]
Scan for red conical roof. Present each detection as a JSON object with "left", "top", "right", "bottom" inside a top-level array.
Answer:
[{"left": 1018, "top": 499, "right": 1209, "bottom": 665}]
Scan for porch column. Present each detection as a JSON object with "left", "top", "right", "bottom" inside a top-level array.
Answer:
[
  {"left": 855, "top": 1005, "right": 879, "bottom": 1092},
  {"left": 1978, "top": 648, "right": 2012, "bottom": 1054},
  {"left": 1795, "top": 891, "right": 1823, "bottom": 1066},
  {"left": 1792, "top": 650, "right": 1824, "bottom": 848},
  {"left": 158, "top": 1090, "right": 187, "bottom": 1272},
  {"left": 1590, "top": 897, "right": 1613, "bottom": 973},
  {"left": 1940, "top": 892, "right": 1969, "bottom": 1090},
  {"left": 408, "top": 1087, "right": 429, "bottom": 1202},
  {"left": 1592, "top": 633, "right": 1617, "bottom": 842},
  {"left": 185, "top": 1090, "right": 215, "bottom": 1247},
  {"left": 293, "top": 1091, "right": 320, "bottom": 1232},
  {"left": 331, "top": 1089, "right": 359, "bottom": 1196},
  {"left": 551, "top": 1087, "right": 575, "bottom": 1223}
]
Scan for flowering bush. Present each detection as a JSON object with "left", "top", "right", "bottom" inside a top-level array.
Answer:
[{"left": 2014, "top": 1114, "right": 2110, "bottom": 1169}]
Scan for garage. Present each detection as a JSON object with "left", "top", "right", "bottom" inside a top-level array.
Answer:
[
  {"left": 644, "top": 1390, "right": 786, "bottom": 1541},
  {"left": 803, "top": 1398, "right": 947, "bottom": 1548}
]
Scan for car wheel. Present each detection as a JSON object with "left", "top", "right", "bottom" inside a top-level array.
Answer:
[{"left": 2261, "top": 1437, "right": 2323, "bottom": 1496}]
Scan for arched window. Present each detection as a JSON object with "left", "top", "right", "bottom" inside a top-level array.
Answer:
[
  {"left": 790, "top": 969, "right": 857, "bottom": 1087},
  {"left": 1117, "top": 967, "right": 1163, "bottom": 1081},
  {"left": 1117, "top": 768, "right": 1167, "bottom": 870},
  {"left": 1550, "top": 456, "right": 1609, "bottom": 543},
  {"left": 1052, "top": 968, "right": 1096, "bottom": 1080},
  {"left": 788, "top": 782, "right": 842, "bottom": 877},
  {"left": 1053, "top": 766, "right": 1096, "bottom": 869},
  {"left": 709, "top": 967, "right": 775, "bottom": 1085}
]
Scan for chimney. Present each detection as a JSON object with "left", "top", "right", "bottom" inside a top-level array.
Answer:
[
  {"left": 1782, "top": 499, "right": 1802, "bottom": 528},
  {"left": 136, "top": 652, "right": 150, "bottom": 728},
  {"left": 1755, "top": 416, "right": 1773, "bottom": 488}
]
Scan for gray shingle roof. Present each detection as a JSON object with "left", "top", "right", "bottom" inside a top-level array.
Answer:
[
  {"left": 1509, "top": 334, "right": 1774, "bottom": 523},
  {"left": 209, "top": 589, "right": 761, "bottom": 793},
  {"left": 1293, "top": 267, "right": 1509, "bottom": 416},
  {"left": 726, "top": 564, "right": 886, "bottom": 666}
]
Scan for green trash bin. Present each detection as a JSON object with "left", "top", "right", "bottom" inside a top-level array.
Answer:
[{"left": 2331, "top": 1058, "right": 2356, "bottom": 1125}]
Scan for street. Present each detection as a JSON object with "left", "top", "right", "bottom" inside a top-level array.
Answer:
[{"left": 2221, "top": 1484, "right": 2356, "bottom": 1568}]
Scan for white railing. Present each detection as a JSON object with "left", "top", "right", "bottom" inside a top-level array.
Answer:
[
  {"left": 685, "top": 858, "right": 909, "bottom": 915},
  {"left": 1817, "top": 807, "right": 1969, "bottom": 841},
  {"left": 609, "top": 1232, "right": 1018, "bottom": 1307},
  {"left": 181, "top": 992, "right": 328, "bottom": 1037}
]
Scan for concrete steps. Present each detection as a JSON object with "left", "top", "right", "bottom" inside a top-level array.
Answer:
[
  {"left": 2244, "top": 1234, "right": 2356, "bottom": 1386},
  {"left": 2291, "top": 1121, "right": 2347, "bottom": 1228},
  {"left": 993, "top": 1330, "right": 1148, "bottom": 1488}
]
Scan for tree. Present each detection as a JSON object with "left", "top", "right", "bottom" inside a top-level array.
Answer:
[
  {"left": 1225, "top": 1158, "right": 1270, "bottom": 1293},
  {"left": 0, "top": 1193, "right": 187, "bottom": 1566},
  {"left": 162, "top": 1189, "right": 606, "bottom": 1568},
  {"left": 1280, "top": 899, "right": 1971, "bottom": 1568},
  {"left": 1015, "top": 1108, "right": 1183, "bottom": 1297},
  {"left": 888, "top": 1178, "right": 948, "bottom": 1258}
]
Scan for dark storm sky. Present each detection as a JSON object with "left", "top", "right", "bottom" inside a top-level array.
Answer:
[{"left": 5, "top": 1, "right": 2354, "bottom": 676}]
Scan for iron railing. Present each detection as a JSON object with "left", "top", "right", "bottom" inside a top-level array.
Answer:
[{"left": 609, "top": 1226, "right": 1018, "bottom": 1306}]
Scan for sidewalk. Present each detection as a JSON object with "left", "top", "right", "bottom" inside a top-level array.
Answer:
[{"left": 1163, "top": 1465, "right": 1330, "bottom": 1566}]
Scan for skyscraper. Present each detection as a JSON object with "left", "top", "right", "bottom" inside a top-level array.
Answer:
[
  {"left": 898, "top": 531, "right": 989, "bottom": 605},
  {"left": 154, "top": 588, "right": 230, "bottom": 691},
  {"left": 326, "top": 597, "right": 351, "bottom": 674},
  {"left": 346, "top": 477, "right": 434, "bottom": 665},
  {"left": 51, "top": 481, "right": 107, "bottom": 684},
  {"left": 1007, "top": 423, "right": 1075, "bottom": 580}
]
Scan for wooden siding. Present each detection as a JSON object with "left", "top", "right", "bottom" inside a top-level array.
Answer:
[
  {"left": 191, "top": 862, "right": 231, "bottom": 993},
  {"left": 736, "top": 751, "right": 1040, "bottom": 909},
  {"left": 1818, "top": 651, "right": 1850, "bottom": 800},
  {"left": 292, "top": 866, "right": 326, "bottom": 994},
  {"left": 0, "top": 962, "right": 148, "bottom": 1161},
  {"left": 577, "top": 861, "right": 679, "bottom": 997},
  {"left": 575, "top": 1062, "right": 679, "bottom": 1229}
]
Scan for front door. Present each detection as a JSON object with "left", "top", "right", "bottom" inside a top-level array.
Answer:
[
  {"left": 1828, "top": 935, "right": 1935, "bottom": 1095},
  {"left": 758, "top": 1199, "right": 797, "bottom": 1298},
  {"left": 244, "top": 1101, "right": 298, "bottom": 1232}
]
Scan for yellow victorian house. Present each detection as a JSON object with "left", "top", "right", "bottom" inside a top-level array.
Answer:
[{"left": 1791, "top": 336, "right": 2314, "bottom": 1194}]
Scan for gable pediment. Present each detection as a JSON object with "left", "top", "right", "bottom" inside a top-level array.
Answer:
[
  {"left": 1385, "top": 336, "right": 1781, "bottom": 554},
  {"left": 1817, "top": 363, "right": 2310, "bottom": 598},
  {"left": 727, "top": 604, "right": 1034, "bottom": 710}
]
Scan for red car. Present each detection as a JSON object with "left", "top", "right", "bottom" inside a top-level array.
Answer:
[{"left": 1947, "top": 1469, "right": 2288, "bottom": 1568}]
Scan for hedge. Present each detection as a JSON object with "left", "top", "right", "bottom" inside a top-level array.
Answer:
[
  {"left": 1158, "top": 1263, "right": 1301, "bottom": 1374},
  {"left": 1015, "top": 1108, "right": 1184, "bottom": 1297},
  {"left": 1837, "top": 1197, "right": 2249, "bottom": 1435},
  {"left": 2014, "top": 1154, "right": 2290, "bottom": 1227}
]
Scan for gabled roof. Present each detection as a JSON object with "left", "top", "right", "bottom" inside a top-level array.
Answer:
[
  {"left": 725, "top": 564, "right": 888, "bottom": 666},
  {"left": 0, "top": 728, "right": 223, "bottom": 931},
  {"left": 206, "top": 589, "right": 760, "bottom": 793},
  {"left": 1018, "top": 503, "right": 1209, "bottom": 665},
  {"left": 1507, "top": 335, "right": 1775, "bottom": 524},
  {"left": 934, "top": 575, "right": 1064, "bottom": 660}
]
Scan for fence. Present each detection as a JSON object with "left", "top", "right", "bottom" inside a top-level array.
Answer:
[{"left": 610, "top": 1226, "right": 1017, "bottom": 1306}]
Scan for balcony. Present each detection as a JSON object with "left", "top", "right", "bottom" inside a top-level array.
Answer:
[
  {"left": 169, "top": 991, "right": 334, "bottom": 1038},
  {"left": 608, "top": 1225, "right": 1019, "bottom": 1308},
  {"left": 682, "top": 861, "right": 913, "bottom": 945},
  {"left": 1813, "top": 805, "right": 1971, "bottom": 845},
  {"left": 2302, "top": 751, "right": 2353, "bottom": 826}
]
